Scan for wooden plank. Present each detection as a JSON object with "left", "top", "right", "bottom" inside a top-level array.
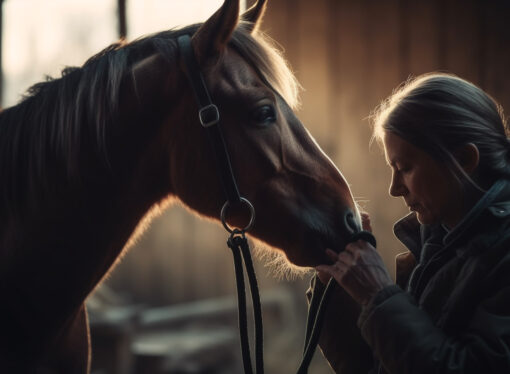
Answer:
[
  {"left": 331, "top": 0, "right": 371, "bottom": 183},
  {"left": 118, "top": 0, "right": 127, "bottom": 39},
  {"left": 442, "top": 0, "right": 482, "bottom": 83},
  {"left": 263, "top": 0, "right": 297, "bottom": 67},
  {"left": 294, "top": 0, "right": 333, "bottom": 150},
  {"left": 483, "top": 1, "right": 510, "bottom": 116},
  {"left": 0, "top": 0, "right": 3, "bottom": 107},
  {"left": 404, "top": 0, "right": 442, "bottom": 76}
]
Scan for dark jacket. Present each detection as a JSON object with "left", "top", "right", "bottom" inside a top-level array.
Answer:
[{"left": 309, "top": 179, "right": 510, "bottom": 373}]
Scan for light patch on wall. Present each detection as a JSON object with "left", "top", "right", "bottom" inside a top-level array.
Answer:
[
  {"left": 128, "top": 0, "right": 246, "bottom": 39},
  {"left": 2, "top": 0, "right": 246, "bottom": 107},
  {"left": 3, "top": 0, "right": 117, "bottom": 106}
]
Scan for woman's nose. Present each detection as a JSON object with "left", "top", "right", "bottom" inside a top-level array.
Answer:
[{"left": 389, "top": 174, "right": 406, "bottom": 197}]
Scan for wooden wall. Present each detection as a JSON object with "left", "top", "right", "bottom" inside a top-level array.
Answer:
[
  {"left": 104, "top": 0, "right": 510, "bottom": 305},
  {"left": 261, "top": 0, "right": 510, "bottom": 275}
]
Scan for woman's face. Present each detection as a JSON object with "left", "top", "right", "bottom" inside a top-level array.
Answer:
[{"left": 383, "top": 132, "right": 464, "bottom": 227}]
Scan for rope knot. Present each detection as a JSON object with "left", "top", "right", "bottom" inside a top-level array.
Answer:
[{"left": 227, "top": 229, "right": 248, "bottom": 250}]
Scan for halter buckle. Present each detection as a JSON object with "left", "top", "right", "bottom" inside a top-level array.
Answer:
[{"left": 199, "top": 104, "right": 220, "bottom": 128}]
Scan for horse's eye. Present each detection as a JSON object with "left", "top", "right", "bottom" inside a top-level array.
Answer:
[{"left": 252, "top": 105, "right": 276, "bottom": 126}]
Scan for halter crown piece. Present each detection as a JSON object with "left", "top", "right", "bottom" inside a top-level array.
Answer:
[{"left": 177, "top": 33, "right": 377, "bottom": 374}]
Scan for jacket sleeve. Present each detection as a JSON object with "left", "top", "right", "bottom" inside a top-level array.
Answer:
[
  {"left": 358, "top": 284, "right": 510, "bottom": 374},
  {"left": 306, "top": 275, "right": 374, "bottom": 374}
]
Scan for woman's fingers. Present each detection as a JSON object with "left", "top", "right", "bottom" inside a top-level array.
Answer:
[
  {"left": 327, "top": 248, "right": 356, "bottom": 267},
  {"left": 317, "top": 228, "right": 393, "bottom": 306},
  {"left": 316, "top": 260, "right": 350, "bottom": 285},
  {"left": 325, "top": 248, "right": 338, "bottom": 261},
  {"left": 360, "top": 212, "right": 372, "bottom": 233},
  {"left": 315, "top": 265, "right": 334, "bottom": 277},
  {"left": 316, "top": 269, "right": 332, "bottom": 285},
  {"left": 315, "top": 264, "right": 329, "bottom": 273}
]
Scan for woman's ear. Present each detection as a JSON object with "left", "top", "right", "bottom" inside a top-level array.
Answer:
[{"left": 456, "top": 143, "right": 480, "bottom": 175}]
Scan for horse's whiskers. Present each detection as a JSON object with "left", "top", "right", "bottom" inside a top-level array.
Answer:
[{"left": 251, "top": 239, "right": 313, "bottom": 281}]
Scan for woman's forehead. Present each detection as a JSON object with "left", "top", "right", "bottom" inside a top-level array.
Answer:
[{"left": 383, "top": 132, "right": 424, "bottom": 165}]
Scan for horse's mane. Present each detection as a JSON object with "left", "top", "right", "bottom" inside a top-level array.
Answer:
[{"left": 0, "top": 22, "right": 299, "bottom": 216}]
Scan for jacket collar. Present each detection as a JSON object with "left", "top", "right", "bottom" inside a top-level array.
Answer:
[
  {"left": 393, "top": 212, "right": 421, "bottom": 259},
  {"left": 393, "top": 179, "right": 510, "bottom": 258},
  {"left": 443, "top": 179, "right": 507, "bottom": 246}
]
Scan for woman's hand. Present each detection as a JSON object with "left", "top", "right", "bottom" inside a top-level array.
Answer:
[
  {"left": 316, "top": 242, "right": 393, "bottom": 306},
  {"left": 315, "top": 212, "right": 393, "bottom": 306},
  {"left": 316, "top": 212, "right": 373, "bottom": 285}
]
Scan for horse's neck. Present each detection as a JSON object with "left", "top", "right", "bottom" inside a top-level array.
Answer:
[{"left": 0, "top": 52, "right": 184, "bottom": 329}]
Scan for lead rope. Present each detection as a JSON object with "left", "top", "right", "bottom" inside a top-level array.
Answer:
[
  {"left": 228, "top": 230, "right": 264, "bottom": 374},
  {"left": 226, "top": 228, "right": 376, "bottom": 374},
  {"left": 297, "top": 278, "right": 336, "bottom": 374}
]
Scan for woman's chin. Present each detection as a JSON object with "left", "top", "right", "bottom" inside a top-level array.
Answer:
[{"left": 415, "top": 211, "right": 435, "bottom": 225}]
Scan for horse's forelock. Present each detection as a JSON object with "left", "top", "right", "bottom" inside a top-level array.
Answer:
[{"left": 230, "top": 23, "right": 301, "bottom": 110}]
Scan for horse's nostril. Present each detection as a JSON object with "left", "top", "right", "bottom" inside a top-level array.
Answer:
[{"left": 344, "top": 211, "right": 359, "bottom": 233}]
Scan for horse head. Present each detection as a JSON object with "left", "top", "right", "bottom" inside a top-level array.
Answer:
[{"left": 164, "top": 0, "right": 360, "bottom": 267}]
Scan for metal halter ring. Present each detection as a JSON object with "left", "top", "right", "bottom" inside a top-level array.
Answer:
[{"left": 221, "top": 197, "right": 256, "bottom": 234}]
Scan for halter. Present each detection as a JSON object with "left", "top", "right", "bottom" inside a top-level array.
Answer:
[{"left": 177, "top": 34, "right": 376, "bottom": 374}]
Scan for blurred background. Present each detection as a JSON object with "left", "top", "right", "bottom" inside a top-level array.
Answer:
[{"left": 2, "top": 0, "right": 510, "bottom": 373}]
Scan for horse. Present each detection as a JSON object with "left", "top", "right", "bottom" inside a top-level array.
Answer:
[{"left": 0, "top": 0, "right": 361, "bottom": 372}]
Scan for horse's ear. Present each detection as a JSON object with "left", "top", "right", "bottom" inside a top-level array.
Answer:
[
  {"left": 191, "top": 0, "right": 239, "bottom": 64},
  {"left": 242, "top": 0, "right": 267, "bottom": 33}
]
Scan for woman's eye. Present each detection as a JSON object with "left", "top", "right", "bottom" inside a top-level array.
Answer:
[{"left": 252, "top": 105, "right": 276, "bottom": 126}]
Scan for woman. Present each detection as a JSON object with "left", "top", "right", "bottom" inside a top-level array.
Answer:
[{"left": 313, "top": 73, "right": 510, "bottom": 373}]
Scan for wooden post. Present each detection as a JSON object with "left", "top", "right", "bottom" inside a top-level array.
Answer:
[
  {"left": 118, "top": 0, "right": 127, "bottom": 39},
  {"left": 0, "top": 0, "right": 4, "bottom": 108}
]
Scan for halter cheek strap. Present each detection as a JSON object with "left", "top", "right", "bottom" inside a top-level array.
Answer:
[
  {"left": 177, "top": 34, "right": 241, "bottom": 206},
  {"left": 178, "top": 33, "right": 263, "bottom": 374}
]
